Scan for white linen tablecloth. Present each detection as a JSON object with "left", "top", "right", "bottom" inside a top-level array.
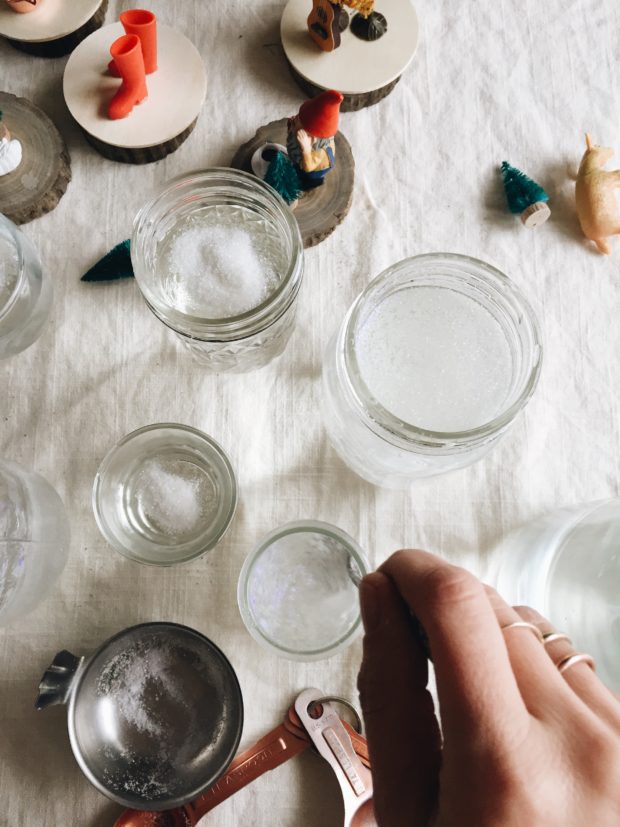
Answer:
[{"left": 1, "top": 1, "right": 619, "bottom": 824}]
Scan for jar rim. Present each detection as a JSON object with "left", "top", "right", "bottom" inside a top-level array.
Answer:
[
  {"left": 0, "top": 214, "right": 26, "bottom": 322},
  {"left": 237, "top": 520, "right": 369, "bottom": 660},
  {"left": 131, "top": 168, "right": 304, "bottom": 341},
  {"left": 92, "top": 422, "right": 237, "bottom": 566},
  {"left": 343, "top": 253, "right": 543, "bottom": 446}
]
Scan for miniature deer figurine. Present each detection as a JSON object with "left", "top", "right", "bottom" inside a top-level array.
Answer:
[{"left": 575, "top": 134, "right": 620, "bottom": 254}]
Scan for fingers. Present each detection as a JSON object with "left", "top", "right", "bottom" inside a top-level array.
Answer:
[
  {"left": 483, "top": 586, "right": 580, "bottom": 716},
  {"left": 514, "top": 606, "right": 620, "bottom": 730},
  {"left": 379, "top": 550, "right": 530, "bottom": 751},
  {"left": 358, "top": 571, "right": 441, "bottom": 827}
]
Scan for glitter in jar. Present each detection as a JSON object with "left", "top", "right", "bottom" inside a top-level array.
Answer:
[{"left": 163, "top": 218, "right": 280, "bottom": 319}]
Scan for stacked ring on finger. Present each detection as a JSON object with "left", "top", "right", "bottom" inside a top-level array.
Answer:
[{"left": 540, "top": 630, "right": 596, "bottom": 673}]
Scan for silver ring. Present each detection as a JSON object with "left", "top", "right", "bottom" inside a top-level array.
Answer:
[
  {"left": 308, "top": 695, "right": 363, "bottom": 733},
  {"left": 556, "top": 653, "right": 596, "bottom": 674},
  {"left": 501, "top": 621, "right": 544, "bottom": 643},
  {"left": 542, "top": 632, "right": 572, "bottom": 645}
]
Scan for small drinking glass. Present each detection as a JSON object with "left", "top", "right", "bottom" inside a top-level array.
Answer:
[
  {"left": 131, "top": 168, "right": 304, "bottom": 372},
  {"left": 0, "top": 213, "right": 52, "bottom": 359},
  {"left": 0, "top": 458, "right": 70, "bottom": 625},
  {"left": 322, "top": 253, "right": 543, "bottom": 487},
  {"left": 491, "top": 499, "right": 620, "bottom": 692},
  {"left": 93, "top": 424, "right": 237, "bottom": 566},
  {"left": 237, "top": 520, "right": 369, "bottom": 661}
]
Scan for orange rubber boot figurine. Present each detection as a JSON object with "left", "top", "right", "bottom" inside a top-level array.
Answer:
[
  {"left": 109, "top": 9, "right": 157, "bottom": 77},
  {"left": 108, "top": 34, "right": 148, "bottom": 120}
]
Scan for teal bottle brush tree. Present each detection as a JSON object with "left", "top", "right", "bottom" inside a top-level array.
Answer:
[{"left": 500, "top": 161, "right": 550, "bottom": 228}]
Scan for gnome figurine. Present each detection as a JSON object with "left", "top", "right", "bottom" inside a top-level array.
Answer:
[
  {"left": 0, "top": 111, "right": 22, "bottom": 177},
  {"left": 286, "top": 90, "right": 344, "bottom": 190}
]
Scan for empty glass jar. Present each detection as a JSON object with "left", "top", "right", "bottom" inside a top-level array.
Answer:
[
  {"left": 131, "top": 168, "right": 304, "bottom": 372},
  {"left": 322, "top": 254, "right": 543, "bottom": 487},
  {"left": 0, "top": 213, "right": 52, "bottom": 359},
  {"left": 491, "top": 500, "right": 620, "bottom": 692},
  {"left": 0, "top": 459, "right": 70, "bottom": 625}
]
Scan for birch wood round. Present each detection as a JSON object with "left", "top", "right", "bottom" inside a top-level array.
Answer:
[
  {"left": 231, "top": 118, "right": 354, "bottom": 248},
  {"left": 0, "top": 0, "right": 107, "bottom": 57},
  {"left": 281, "top": 0, "right": 419, "bottom": 111},
  {"left": 0, "top": 91, "right": 71, "bottom": 225},
  {"left": 63, "top": 22, "right": 207, "bottom": 165}
]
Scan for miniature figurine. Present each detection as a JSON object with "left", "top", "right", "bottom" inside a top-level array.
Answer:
[
  {"left": 575, "top": 134, "right": 620, "bottom": 255},
  {"left": 3, "top": 0, "right": 44, "bottom": 13},
  {"left": 500, "top": 161, "right": 550, "bottom": 228},
  {"left": 286, "top": 89, "right": 344, "bottom": 189},
  {"left": 307, "top": 0, "right": 379, "bottom": 52},
  {"left": 107, "top": 34, "right": 148, "bottom": 120},
  {"left": 0, "top": 111, "right": 22, "bottom": 177},
  {"left": 108, "top": 9, "right": 158, "bottom": 77}
]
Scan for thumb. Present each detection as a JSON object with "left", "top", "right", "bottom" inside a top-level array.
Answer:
[{"left": 358, "top": 572, "right": 441, "bottom": 827}]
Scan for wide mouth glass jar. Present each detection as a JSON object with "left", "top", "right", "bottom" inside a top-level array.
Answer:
[
  {"left": 490, "top": 500, "right": 620, "bottom": 692},
  {"left": 237, "top": 520, "right": 368, "bottom": 661},
  {"left": 131, "top": 168, "right": 304, "bottom": 372},
  {"left": 0, "top": 213, "right": 52, "bottom": 359},
  {"left": 0, "top": 458, "right": 70, "bottom": 625},
  {"left": 92, "top": 423, "right": 237, "bottom": 566},
  {"left": 322, "top": 253, "right": 543, "bottom": 487}
]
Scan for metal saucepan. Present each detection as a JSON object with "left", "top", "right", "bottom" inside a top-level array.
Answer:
[{"left": 35, "top": 622, "right": 243, "bottom": 811}]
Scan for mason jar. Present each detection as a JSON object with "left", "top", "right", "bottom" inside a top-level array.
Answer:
[
  {"left": 0, "top": 213, "right": 52, "bottom": 360},
  {"left": 131, "top": 168, "right": 304, "bottom": 372},
  {"left": 0, "top": 458, "right": 70, "bottom": 625},
  {"left": 490, "top": 500, "right": 620, "bottom": 692},
  {"left": 322, "top": 253, "right": 542, "bottom": 488}
]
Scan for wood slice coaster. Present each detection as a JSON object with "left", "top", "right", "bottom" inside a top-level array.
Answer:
[
  {"left": 63, "top": 22, "right": 207, "bottom": 165},
  {"left": 231, "top": 118, "right": 354, "bottom": 248},
  {"left": 0, "top": 91, "right": 71, "bottom": 224},
  {"left": 0, "top": 0, "right": 107, "bottom": 57},
  {"left": 281, "top": 0, "right": 418, "bottom": 111}
]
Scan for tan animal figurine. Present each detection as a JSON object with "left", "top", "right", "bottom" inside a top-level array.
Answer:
[{"left": 575, "top": 134, "right": 620, "bottom": 255}]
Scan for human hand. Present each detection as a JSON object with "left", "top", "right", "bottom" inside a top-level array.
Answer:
[
  {"left": 296, "top": 128, "right": 313, "bottom": 153},
  {"left": 358, "top": 549, "right": 620, "bottom": 827}
]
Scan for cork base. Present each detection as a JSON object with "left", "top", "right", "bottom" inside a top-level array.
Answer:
[
  {"left": 521, "top": 201, "right": 551, "bottom": 228},
  {"left": 231, "top": 118, "right": 355, "bottom": 248}
]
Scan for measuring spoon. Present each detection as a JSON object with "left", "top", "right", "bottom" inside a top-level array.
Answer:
[{"left": 295, "top": 688, "right": 377, "bottom": 827}]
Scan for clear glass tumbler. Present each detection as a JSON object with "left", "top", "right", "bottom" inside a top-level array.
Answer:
[
  {"left": 131, "top": 168, "right": 304, "bottom": 372},
  {"left": 0, "top": 213, "right": 52, "bottom": 359},
  {"left": 93, "top": 423, "right": 237, "bottom": 566},
  {"left": 322, "top": 253, "right": 542, "bottom": 488},
  {"left": 237, "top": 520, "right": 369, "bottom": 661},
  {"left": 0, "top": 459, "right": 70, "bottom": 625},
  {"left": 491, "top": 500, "right": 620, "bottom": 692}
]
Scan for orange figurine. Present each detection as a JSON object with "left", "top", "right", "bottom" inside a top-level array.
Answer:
[
  {"left": 108, "top": 34, "right": 147, "bottom": 121},
  {"left": 109, "top": 9, "right": 158, "bottom": 77},
  {"left": 3, "top": 0, "right": 44, "bottom": 13},
  {"left": 575, "top": 133, "right": 620, "bottom": 255}
]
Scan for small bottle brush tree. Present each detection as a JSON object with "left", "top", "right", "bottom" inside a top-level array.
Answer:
[
  {"left": 265, "top": 152, "right": 301, "bottom": 205},
  {"left": 500, "top": 161, "right": 550, "bottom": 228}
]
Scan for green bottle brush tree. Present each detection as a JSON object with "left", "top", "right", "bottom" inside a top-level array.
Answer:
[{"left": 500, "top": 161, "right": 550, "bottom": 228}]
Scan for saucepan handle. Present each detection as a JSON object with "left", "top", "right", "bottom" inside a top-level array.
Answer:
[{"left": 35, "top": 650, "right": 83, "bottom": 710}]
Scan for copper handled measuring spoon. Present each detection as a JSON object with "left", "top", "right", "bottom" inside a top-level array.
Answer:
[
  {"left": 295, "top": 689, "right": 377, "bottom": 827},
  {"left": 113, "top": 703, "right": 370, "bottom": 827}
]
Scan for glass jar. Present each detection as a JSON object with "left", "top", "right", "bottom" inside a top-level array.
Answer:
[
  {"left": 93, "top": 423, "right": 237, "bottom": 566},
  {"left": 322, "top": 253, "right": 542, "bottom": 487},
  {"left": 237, "top": 520, "right": 369, "bottom": 661},
  {"left": 490, "top": 500, "right": 620, "bottom": 692},
  {"left": 131, "top": 168, "right": 304, "bottom": 373},
  {"left": 0, "top": 213, "right": 52, "bottom": 359},
  {"left": 0, "top": 458, "right": 70, "bottom": 625}
]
